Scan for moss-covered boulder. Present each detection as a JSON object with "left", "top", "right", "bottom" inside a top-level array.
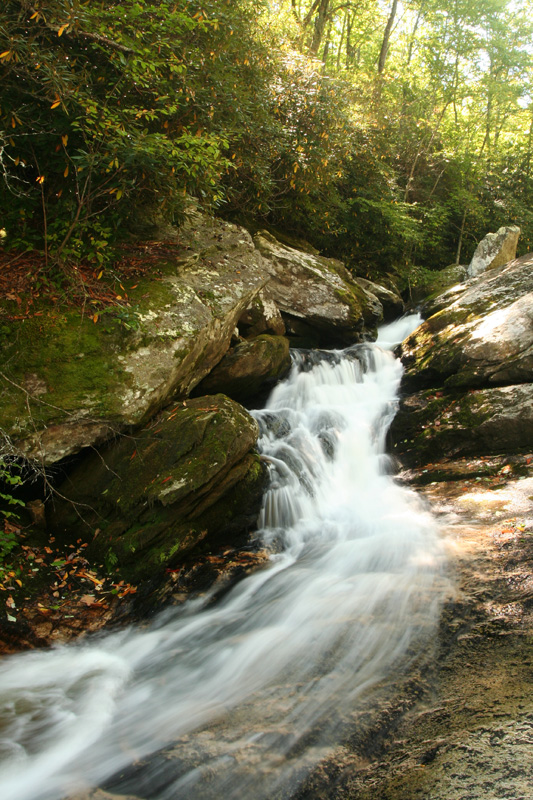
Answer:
[
  {"left": 392, "top": 253, "right": 533, "bottom": 466},
  {"left": 48, "top": 395, "right": 266, "bottom": 582},
  {"left": 391, "top": 384, "right": 533, "bottom": 466},
  {"left": 399, "top": 254, "right": 533, "bottom": 393},
  {"left": 253, "top": 230, "right": 378, "bottom": 346},
  {"left": 195, "top": 335, "right": 291, "bottom": 402},
  {"left": 0, "top": 211, "right": 268, "bottom": 463}
]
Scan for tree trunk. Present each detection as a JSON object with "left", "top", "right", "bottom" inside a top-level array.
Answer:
[
  {"left": 455, "top": 207, "right": 467, "bottom": 265},
  {"left": 377, "top": 0, "right": 398, "bottom": 74},
  {"left": 309, "top": 0, "right": 330, "bottom": 57}
]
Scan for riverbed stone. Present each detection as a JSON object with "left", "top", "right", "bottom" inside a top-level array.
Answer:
[{"left": 49, "top": 394, "right": 266, "bottom": 582}]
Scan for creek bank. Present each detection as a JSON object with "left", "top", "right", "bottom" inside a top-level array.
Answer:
[{"left": 298, "top": 464, "right": 533, "bottom": 800}]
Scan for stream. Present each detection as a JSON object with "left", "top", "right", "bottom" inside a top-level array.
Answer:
[{"left": 0, "top": 314, "right": 448, "bottom": 800}]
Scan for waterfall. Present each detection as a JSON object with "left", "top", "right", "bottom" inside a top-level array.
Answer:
[{"left": 0, "top": 316, "right": 446, "bottom": 800}]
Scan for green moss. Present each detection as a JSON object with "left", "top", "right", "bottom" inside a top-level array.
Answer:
[{"left": 0, "top": 309, "right": 133, "bottom": 433}]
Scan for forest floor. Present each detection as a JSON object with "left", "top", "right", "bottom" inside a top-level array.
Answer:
[{"left": 303, "top": 456, "right": 533, "bottom": 800}]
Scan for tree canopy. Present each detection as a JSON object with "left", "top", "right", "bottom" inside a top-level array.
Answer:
[{"left": 1, "top": 0, "right": 532, "bottom": 289}]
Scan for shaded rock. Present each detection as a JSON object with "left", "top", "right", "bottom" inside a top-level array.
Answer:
[
  {"left": 238, "top": 289, "right": 285, "bottom": 337},
  {"left": 355, "top": 277, "right": 404, "bottom": 321},
  {"left": 49, "top": 395, "right": 266, "bottom": 582},
  {"left": 466, "top": 224, "right": 520, "bottom": 278},
  {"left": 0, "top": 212, "right": 268, "bottom": 464},
  {"left": 391, "top": 384, "right": 533, "bottom": 466},
  {"left": 195, "top": 335, "right": 291, "bottom": 402},
  {"left": 254, "top": 230, "right": 376, "bottom": 346},
  {"left": 399, "top": 254, "right": 533, "bottom": 393}
]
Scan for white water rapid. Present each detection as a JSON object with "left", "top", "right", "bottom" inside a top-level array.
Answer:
[{"left": 0, "top": 315, "right": 446, "bottom": 800}]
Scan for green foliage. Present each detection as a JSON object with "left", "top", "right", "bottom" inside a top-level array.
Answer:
[
  {"left": 0, "top": 458, "right": 24, "bottom": 580},
  {"left": 0, "top": 458, "right": 24, "bottom": 521},
  {"left": 1, "top": 0, "right": 533, "bottom": 283}
]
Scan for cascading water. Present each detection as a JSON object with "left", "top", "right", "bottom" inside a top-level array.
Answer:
[{"left": 0, "top": 315, "right": 446, "bottom": 800}]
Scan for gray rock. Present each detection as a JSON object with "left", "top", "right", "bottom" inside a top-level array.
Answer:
[
  {"left": 254, "top": 230, "right": 375, "bottom": 346},
  {"left": 466, "top": 225, "right": 520, "bottom": 278},
  {"left": 355, "top": 277, "right": 404, "bottom": 321},
  {"left": 238, "top": 289, "right": 286, "bottom": 337},
  {"left": 400, "top": 253, "right": 533, "bottom": 392}
]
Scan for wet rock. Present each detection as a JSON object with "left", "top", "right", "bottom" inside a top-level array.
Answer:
[
  {"left": 49, "top": 395, "right": 267, "bottom": 582},
  {"left": 391, "top": 384, "right": 533, "bottom": 466},
  {"left": 195, "top": 335, "right": 291, "bottom": 402}
]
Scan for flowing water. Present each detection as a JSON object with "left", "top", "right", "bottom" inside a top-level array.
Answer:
[{"left": 0, "top": 314, "right": 446, "bottom": 800}]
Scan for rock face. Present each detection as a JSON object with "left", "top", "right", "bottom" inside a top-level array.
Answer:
[
  {"left": 466, "top": 224, "right": 520, "bottom": 278},
  {"left": 355, "top": 277, "right": 404, "bottom": 321},
  {"left": 49, "top": 395, "right": 266, "bottom": 582},
  {"left": 393, "top": 253, "right": 533, "bottom": 464},
  {"left": 237, "top": 289, "right": 286, "bottom": 338},
  {"left": 254, "top": 230, "right": 380, "bottom": 346},
  {"left": 0, "top": 211, "right": 269, "bottom": 464},
  {"left": 195, "top": 335, "right": 291, "bottom": 403}
]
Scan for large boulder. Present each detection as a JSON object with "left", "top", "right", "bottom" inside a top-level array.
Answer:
[
  {"left": 254, "top": 231, "right": 380, "bottom": 346},
  {"left": 466, "top": 225, "right": 520, "bottom": 278},
  {"left": 49, "top": 395, "right": 266, "bottom": 582},
  {"left": 195, "top": 335, "right": 291, "bottom": 403},
  {"left": 391, "top": 384, "right": 533, "bottom": 466},
  {"left": 0, "top": 211, "right": 268, "bottom": 464},
  {"left": 393, "top": 253, "right": 533, "bottom": 465},
  {"left": 399, "top": 254, "right": 533, "bottom": 392}
]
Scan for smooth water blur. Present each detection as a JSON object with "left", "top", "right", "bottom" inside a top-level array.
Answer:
[
  {"left": 0, "top": 314, "right": 446, "bottom": 800},
  {"left": 376, "top": 311, "right": 423, "bottom": 349}
]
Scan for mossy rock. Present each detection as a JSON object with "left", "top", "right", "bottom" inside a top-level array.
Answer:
[
  {"left": 48, "top": 394, "right": 267, "bottom": 582},
  {"left": 0, "top": 211, "right": 267, "bottom": 464},
  {"left": 399, "top": 254, "right": 533, "bottom": 393},
  {"left": 391, "top": 384, "right": 533, "bottom": 467}
]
